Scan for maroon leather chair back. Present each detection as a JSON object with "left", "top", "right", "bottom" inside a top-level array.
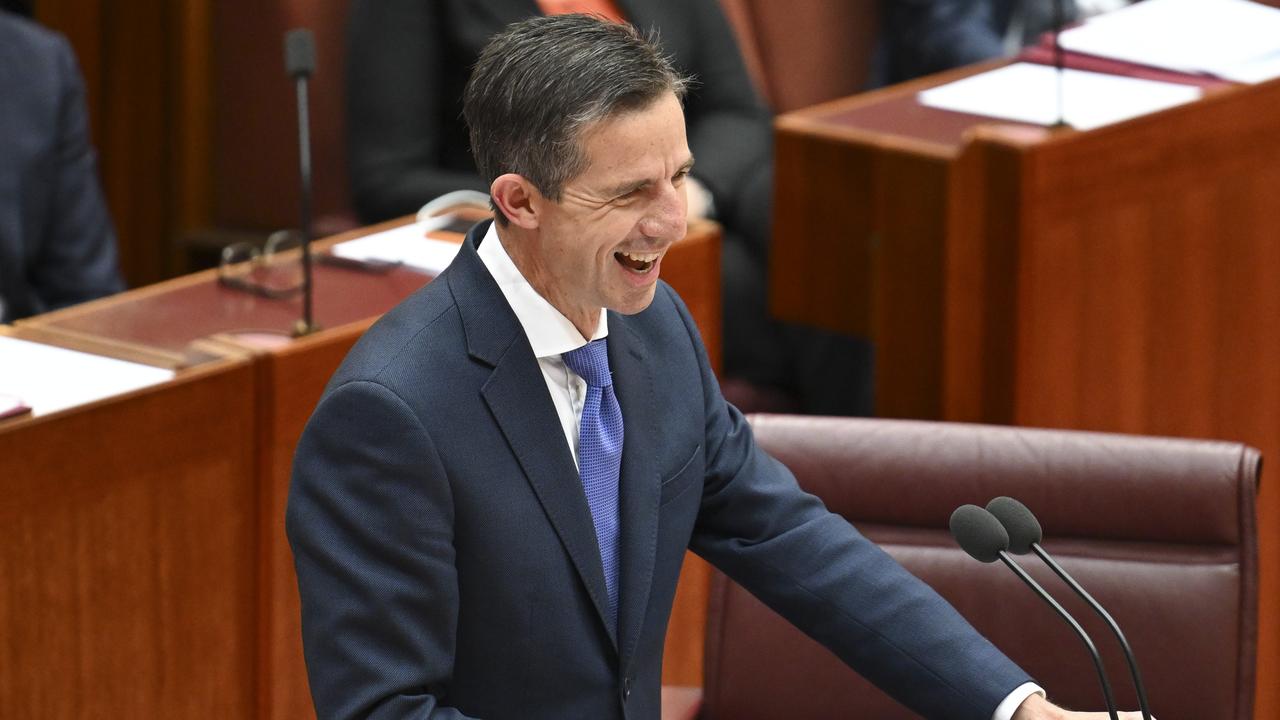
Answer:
[
  {"left": 701, "top": 415, "right": 1259, "bottom": 720},
  {"left": 719, "top": 0, "right": 879, "bottom": 113}
]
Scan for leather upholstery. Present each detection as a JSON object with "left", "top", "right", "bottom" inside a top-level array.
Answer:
[
  {"left": 698, "top": 414, "right": 1259, "bottom": 720},
  {"left": 717, "top": 0, "right": 879, "bottom": 112}
]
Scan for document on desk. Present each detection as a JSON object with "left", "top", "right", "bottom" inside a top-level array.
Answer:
[
  {"left": 918, "top": 62, "right": 1202, "bottom": 131},
  {"left": 1058, "top": 0, "right": 1280, "bottom": 84},
  {"left": 0, "top": 336, "right": 174, "bottom": 417},
  {"left": 330, "top": 220, "right": 463, "bottom": 275}
]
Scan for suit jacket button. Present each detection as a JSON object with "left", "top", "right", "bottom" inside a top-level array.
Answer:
[{"left": 623, "top": 677, "right": 632, "bottom": 699}]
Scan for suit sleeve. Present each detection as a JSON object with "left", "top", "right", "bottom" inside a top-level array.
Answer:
[
  {"left": 286, "top": 380, "right": 480, "bottom": 720},
  {"left": 28, "top": 33, "right": 123, "bottom": 311},
  {"left": 660, "top": 285, "right": 1031, "bottom": 720},
  {"left": 678, "top": 0, "right": 773, "bottom": 252},
  {"left": 346, "top": 0, "right": 490, "bottom": 223}
]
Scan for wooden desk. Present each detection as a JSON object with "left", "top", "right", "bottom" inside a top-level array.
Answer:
[
  {"left": 772, "top": 63, "right": 1280, "bottom": 718},
  {"left": 0, "top": 340, "right": 259, "bottom": 719},
  {"left": 11, "top": 218, "right": 721, "bottom": 719}
]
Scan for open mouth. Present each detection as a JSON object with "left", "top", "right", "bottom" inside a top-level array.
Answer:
[{"left": 614, "top": 250, "right": 660, "bottom": 274}]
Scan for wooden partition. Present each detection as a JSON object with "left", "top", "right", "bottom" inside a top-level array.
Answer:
[
  {"left": 0, "top": 351, "right": 259, "bottom": 719},
  {"left": 771, "top": 63, "right": 1280, "bottom": 718}
]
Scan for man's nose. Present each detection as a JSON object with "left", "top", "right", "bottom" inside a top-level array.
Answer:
[{"left": 638, "top": 183, "right": 687, "bottom": 239}]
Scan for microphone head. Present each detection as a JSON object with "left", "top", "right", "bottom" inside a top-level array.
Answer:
[
  {"left": 285, "top": 28, "right": 316, "bottom": 78},
  {"left": 949, "top": 504, "right": 1010, "bottom": 564},
  {"left": 986, "top": 496, "right": 1043, "bottom": 555}
]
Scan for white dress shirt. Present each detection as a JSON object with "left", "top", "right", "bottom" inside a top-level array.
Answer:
[
  {"left": 477, "top": 222, "right": 605, "bottom": 468},
  {"left": 474, "top": 221, "right": 1043, "bottom": 719}
]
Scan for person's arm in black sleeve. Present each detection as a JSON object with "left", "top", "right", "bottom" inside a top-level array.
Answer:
[
  {"left": 678, "top": 0, "right": 774, "bottom": 253},
  {"left": 29, "top": 32, "right": 123, "bottom": 311},
  {"left": 346, "top": 0, "right": 490, "bottom": 223},
  {"left": 286, "top": 380, "right": 479, "bottom": 720}
]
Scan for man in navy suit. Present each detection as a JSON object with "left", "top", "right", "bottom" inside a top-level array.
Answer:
[
  {"left": 0, "top": 10, "right": 123, "bottom": 323},
  {"left": 287, "top": 14, "right": 1144, "bottom": 720}
]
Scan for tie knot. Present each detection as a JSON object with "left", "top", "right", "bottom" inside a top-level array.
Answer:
[{"left": 562, "top": 339, "right": 613, "bottom": 388}]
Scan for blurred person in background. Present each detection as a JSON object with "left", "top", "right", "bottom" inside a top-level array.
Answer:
[
  {"left": 0, "top": 4, "right": 123, "bottom": 322},
  {"left": 877, "top": 0, "right": 1130, "bottom": 84}
]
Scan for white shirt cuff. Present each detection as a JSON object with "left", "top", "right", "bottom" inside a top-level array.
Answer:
[{"left": 992, "top": 682, "right": 1045, "bottom": 720}]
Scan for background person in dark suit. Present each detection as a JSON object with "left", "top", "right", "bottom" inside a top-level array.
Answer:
[
  {"left": 345, "top": 0, "right": 872, "bottom": 416},
  {"left": 876, "top": 0, "right": 1110, "bottom": 85},
  {"left": 289, "top": 14, "right": 1146, "bottom": 720},
  {"left": 0, "top": 10, "right": 123, "bottom": 323}
]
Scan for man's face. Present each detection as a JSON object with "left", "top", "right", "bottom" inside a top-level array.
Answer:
[{"left": 518, "top": 92, "right": 692, "bottom": 336}]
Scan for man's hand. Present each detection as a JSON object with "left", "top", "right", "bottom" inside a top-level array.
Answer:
[{"left": 1012, "top": 692, "right": 1151, "bottom": 720}]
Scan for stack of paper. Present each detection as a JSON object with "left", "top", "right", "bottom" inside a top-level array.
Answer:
[
  {"left": 1059, "top": 0, "right": 1280, "bottom": 84},
  {"left": 918, "top": 62, "right": 1202, "bottom": 131},
  {"left": 0, "top": 336, "right": 174, "bottom": 417},
  {"left": 330, "top": 221, "right": 463, "bottom": 275}
]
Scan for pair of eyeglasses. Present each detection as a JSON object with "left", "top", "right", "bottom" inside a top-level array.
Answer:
[{"left": 218, "top": 230, "right": 305, "bottom": 299}]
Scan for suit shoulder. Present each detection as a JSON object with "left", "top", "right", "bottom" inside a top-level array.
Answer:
[
  {"left": 646, "top": 281, "right": 701, "bottom": 339},
  {"left": 0, "top": 13, "right": 73, "bottom": 73},
  {"left": 328, "top": 279, "right": 461, "bottom": 390}
]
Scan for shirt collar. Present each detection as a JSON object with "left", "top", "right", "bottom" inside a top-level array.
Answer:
[{"left": 476, "top": 221, "right": 608, "bottom": 359}]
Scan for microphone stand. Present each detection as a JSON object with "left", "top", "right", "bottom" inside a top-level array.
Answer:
[
  {"left": 999, "top": 550, "right": 1120, "bottom": 720},
  {"left": 1031, "top": 543, "right": 1152, "bottom": 720},
  {"left": 1052, "top": 0, "right": 1070, "bottom": 128},
  {"left": 286, "top": 29, "right": 320, "bottom": 336}
]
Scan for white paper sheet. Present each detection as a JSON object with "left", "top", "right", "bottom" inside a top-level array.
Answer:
[
  {"left": 1059, "top": 0, "right": 1280, "bottom": 84},
  {"left": 329, "top": 220, "right": 462, "bottom": 275},
  {"left": 0, "top": 336, "right": 175, "bottom": 417},
  {"left": 917, "top": 62, "right": 1202, "bottom": 131}
]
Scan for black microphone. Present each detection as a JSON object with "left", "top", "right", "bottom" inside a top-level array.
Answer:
[
  {"left": 987, "top": 496, "right": 1152, "bottom": 720},
  {"left": 950, "top": 504, "right": 1120, "bottom": 720},
  {"left": 285, "top": 28, "right": 319, "bottom": 336}
]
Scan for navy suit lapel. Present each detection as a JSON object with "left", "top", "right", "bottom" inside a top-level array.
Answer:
[
  {"left": 449, "top": 225, "right": 619, "bottom": 647},
  {"left": 608, "top": 314, "right": 662, "bottom": 668}
]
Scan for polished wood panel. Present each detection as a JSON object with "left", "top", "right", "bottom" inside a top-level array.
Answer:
[
  {"left": 772, "top": 74, "right": 961, "bottom": 420},
  {"left": 36, "top": 1, "right": 214, "bottom": 287},
  {"left": 771, "top": 64, "right": 1280, "bottom": 718},
  {"left": 0, "top": 355, "right": 258, "bottom": 719}
]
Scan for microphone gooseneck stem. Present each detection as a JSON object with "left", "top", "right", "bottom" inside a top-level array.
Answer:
[
  {"left": 295, "top": 75, "right": 315, "bottom": 335},
  {"left": 1032, "top": 544, "right": 1152, "bottom": 720},
  {"left": 998, "top": 551, "right": 1119, "bottom": 720},
  {"left": 1053, "top": 0, "right": 1066, "bottom": 127}
]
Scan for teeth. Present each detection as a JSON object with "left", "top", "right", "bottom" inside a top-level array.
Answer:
[{"left": 621, "top": 251, "right": 660, "bottom": 263}]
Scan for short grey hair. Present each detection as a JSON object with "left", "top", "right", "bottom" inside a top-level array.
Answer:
[{"left": 463, "top": 14, "right": 691, "bottom": 224}]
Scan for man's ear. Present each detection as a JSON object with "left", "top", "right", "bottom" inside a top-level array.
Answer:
[{"left": 490, "top": 174, "right": 542, "bottom": 229}]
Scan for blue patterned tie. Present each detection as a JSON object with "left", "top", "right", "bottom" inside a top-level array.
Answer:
[{"left": 561, "top": 338, "right": 624, "bottom": 631}]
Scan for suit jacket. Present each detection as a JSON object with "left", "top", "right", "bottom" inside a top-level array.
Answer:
[
  {"left": 0, "top": 12, "right": 122, "bottom": 322},
  {"left": 287, "top": 222, "right": 1031, "bottom": 719},
  {"left": 345, "top": 0, "right": 772, "bottom": 247}
]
